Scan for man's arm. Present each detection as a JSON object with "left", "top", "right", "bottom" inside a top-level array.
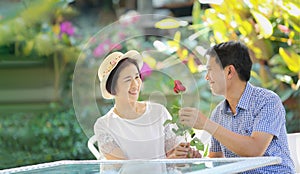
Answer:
[
  {"left": 179, "top": 107, "right": 274, "bottom": 157},
  {"left": 208, "top": 151, "right": 224, "bottom": 158},
  {"left": 206, "top": 120, "right": 273, "bottom": 156}
]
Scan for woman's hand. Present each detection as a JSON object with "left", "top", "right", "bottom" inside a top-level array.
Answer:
[
  {"left": 166, "top": 142, "right": 202, "bottom": 158},
  {"left": 188, "top": 148, "right": 202, "bottom": 158},
  {"left": 166, "top": 142, "right": 190, "bottom": 159}
]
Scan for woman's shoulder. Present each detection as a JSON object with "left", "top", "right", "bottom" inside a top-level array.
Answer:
[
  {"left": 146, "top": 101, "right": 166, "bottom": 109},
  {"left": 94, "top": 109, "right": 114, "bottom": 128},
  {"left": 144, "top": 101, "right": 170, "bottom": 116}
]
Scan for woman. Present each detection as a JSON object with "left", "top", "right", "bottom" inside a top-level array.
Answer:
[{"left": 94, "top": 50, "right": 200, "bottom": 160}]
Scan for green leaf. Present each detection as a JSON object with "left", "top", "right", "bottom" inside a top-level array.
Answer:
[
  {"left": 171, "top": 105, "right": 180, "bottom": 111},
  {"left": 172, "top": 114, "right": 179, "bottom": 123},
  {"left": 190, "top": 139, "right": 195, "bottom": 146},
  {"left": 195, "top": 142, "right": 204, "bottom": 151},
  {"left": 203, "top": 144, "right": 209, "bottom": 157},
  {"left": 163, "top": 119, "right": 172, "bottom": 126},
  {"left": 277, "top": 88, "right": 294, "bottom": 102},
  {"left": 192, "top": 0, "right": 201, "bottom": 25}
]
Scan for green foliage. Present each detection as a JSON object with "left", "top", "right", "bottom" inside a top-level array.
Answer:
[
  {"left": 155, "top": 0, "right": 300, "bottom": 133},
  {"left": 0, "top": 107, "right": 93, "bottom": 170},
  {"left": 0, "top": 0, "right": 81, "bottom": 62},
  {"left": 164, "top": 106, "right": 207, "bottom": 153}
]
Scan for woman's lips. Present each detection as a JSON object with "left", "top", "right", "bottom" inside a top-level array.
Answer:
[{"left": 128, "top": 91, "right": 138, "bottom": 95}]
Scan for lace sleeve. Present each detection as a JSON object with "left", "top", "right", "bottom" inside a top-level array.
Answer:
[
  {"left": 97, "top": 131, "right": 120, "bottom": 155},
  {"left": 164, "top": 123, "right": 183, "bottom": 152}
]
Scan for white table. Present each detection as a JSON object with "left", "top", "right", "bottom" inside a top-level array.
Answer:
[{"left": 0, "top": 157, "right": 281, "bottom": 174}]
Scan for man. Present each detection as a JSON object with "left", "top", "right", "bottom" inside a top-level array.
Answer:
[{"left": 179, "top": 41, "right": 295, "bottom": 173}]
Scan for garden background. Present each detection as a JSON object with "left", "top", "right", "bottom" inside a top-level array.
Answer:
[{"left": 0, "top": 0, "right": 299, "bottom": 170}]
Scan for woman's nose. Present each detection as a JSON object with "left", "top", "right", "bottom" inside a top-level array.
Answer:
[{"left": 130, "top": 78, "right": 139, "bottom": 87}]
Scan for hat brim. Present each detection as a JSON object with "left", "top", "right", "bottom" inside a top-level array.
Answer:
[{"left": 100, "top": 50, "right": 143, "bottom": 99}]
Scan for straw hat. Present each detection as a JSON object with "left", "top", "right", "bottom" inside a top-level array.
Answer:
[{"left": 98, "top": 50, "right": 143, "bottom": 99}]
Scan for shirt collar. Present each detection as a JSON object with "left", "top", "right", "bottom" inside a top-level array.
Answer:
[
  {"left": 237, "top": 82, "right": 253, "bottom": 110},
  {"left": 220, "top": 82, "right": 253, "bottom": 114}
]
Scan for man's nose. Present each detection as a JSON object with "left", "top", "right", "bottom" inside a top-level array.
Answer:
[{"left": 205, "top": 73, "right": 209, "bottom": 80}]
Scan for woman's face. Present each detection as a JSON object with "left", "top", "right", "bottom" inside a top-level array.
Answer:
[{"left": 114, "top": 63, "right": 142, "bottom": 102}]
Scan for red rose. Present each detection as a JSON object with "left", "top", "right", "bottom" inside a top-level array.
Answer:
[{"left": 174, "top": 80, "right": 186, "bottom": 94}]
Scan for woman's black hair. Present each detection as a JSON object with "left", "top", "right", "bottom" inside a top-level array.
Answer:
[{"left": 106, "top": 58, "right": 141, "bottom": 95}]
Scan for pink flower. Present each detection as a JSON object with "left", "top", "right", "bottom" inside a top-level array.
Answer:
[
  {"left": 93, "top": 40, "right": 123, "bottom": 58},
  {"left": 278, "top": 24, "right": 290, "bottom": 34},
  {"left": 174, "top": 80, "right": 186, "bottom": 94},
  {"left": 140, "top": 63, "right": 152, "bottom": 80},
  {"left": 93, "top": 44, "right": 106, "bottom": 57},
  {"left": 60, "top": 21, "right": 75, "bottom": 36},
  {"left": 109, "top": 43, "right": 122, "bottom": 50},
  {"left": 93, "top": 40, "right": 111, "bottom": 57},
  {"left": 118, "top": 32, "right": 126, "bottom": 40}
]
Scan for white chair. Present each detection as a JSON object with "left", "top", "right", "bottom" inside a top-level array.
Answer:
[
  {"left": 87, "top": 135, "right": 104, "bottom": 160},
  {"left": 287, "top": 132, "right": 300, "bottom": 173}
]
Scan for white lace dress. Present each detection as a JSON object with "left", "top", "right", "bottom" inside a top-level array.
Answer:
[{"left": 94, "top": 102, "right": 182, "bottom": 159}]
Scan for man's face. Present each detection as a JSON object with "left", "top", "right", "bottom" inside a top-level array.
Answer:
[{"left": 205, "top": 56, "right": 226, "bottom": 96}]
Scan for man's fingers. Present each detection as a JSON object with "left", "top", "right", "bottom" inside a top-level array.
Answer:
[{"left": 179, "top": 107, "right": 197, "bottom": 114}]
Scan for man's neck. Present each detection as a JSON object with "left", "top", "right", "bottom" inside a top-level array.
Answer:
[{"left": 226, "top": 81, "right": 247, "bottom": 114}]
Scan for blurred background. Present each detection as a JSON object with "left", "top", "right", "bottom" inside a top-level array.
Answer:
[{"left": 0, "top": 0, "right": 299, "bottom": 170}]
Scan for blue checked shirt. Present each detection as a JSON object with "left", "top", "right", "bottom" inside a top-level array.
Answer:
[{"left": 210, "top": 83, "right": 295, "bottom": 173}]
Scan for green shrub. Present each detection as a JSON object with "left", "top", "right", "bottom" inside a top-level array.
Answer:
[{"left": 0, "top": 107, "right": 94, "bottom": 170}]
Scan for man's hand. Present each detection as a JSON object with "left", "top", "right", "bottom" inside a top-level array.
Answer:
[{"left": 179, "top": 107, "right": 207, "bottom": 129}]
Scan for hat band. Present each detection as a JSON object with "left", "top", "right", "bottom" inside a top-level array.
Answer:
[{"left": 102, "top": 55, "right": 123, "bottom": 79}]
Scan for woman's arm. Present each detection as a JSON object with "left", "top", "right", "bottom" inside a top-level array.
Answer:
[{"left": 103, "top": 148, "right": 127, "bottom": 160}]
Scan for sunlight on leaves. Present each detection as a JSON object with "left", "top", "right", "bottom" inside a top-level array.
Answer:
[
  {"left": 177, "top": 48, "right": 188, "bottom": 61},
  {"left": 187, "top": 56, "right": 198, "bottom": 73},
  {"left": 279, "top": 47, "right": 300, "bottom": 73},
  {"left": 153, "top": 40, "right": 168, "bottom": 52},
  {"left": 192, "top": 0, "right": 201, "bottom": 25},
  {"left": 167, "top": 31, "right": 181, "bottom": 51},
  {"left": 238, "top": 21, "right": 253, "bottom": 36},
  {"left": 251, "top": 10, "right": 273, "bottom": 38},
  {"left": 22, "top": 40, "right": 34, "bottom": 56},
  {"left": 199, "top": 0, "right": 224, "bottom": 5},
  {"left": 155, "top": 18, "right": 181, "bottom": 29},
  {"left": 142, "top": 55, "right": 157, "bottom": 68}
]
